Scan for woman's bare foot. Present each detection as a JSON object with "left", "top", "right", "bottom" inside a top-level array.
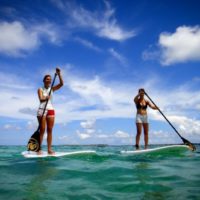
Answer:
[
  {"left": 37, "top": 150, "right": 42, "bottom": 155},
  {"left": 135, "top": 144, "right": 139, "bottom": 150},
  {"left": 48, "top": 149, "right": 55, "bottom": 155}
]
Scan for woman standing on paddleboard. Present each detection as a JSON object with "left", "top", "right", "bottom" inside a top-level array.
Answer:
[
  {"left": 37, "top": 68, "right": 63, "bottom": 154},
  {"left": 134, "top": 88, "right": 157, "bottom": 149}
]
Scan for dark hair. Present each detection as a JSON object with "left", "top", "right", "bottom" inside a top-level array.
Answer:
[
  {"left": 138, "top": 88, "right": 145, "bottom": 93},
  {"left": 43, "top": 74, "right": 51, "bottom": 82}
]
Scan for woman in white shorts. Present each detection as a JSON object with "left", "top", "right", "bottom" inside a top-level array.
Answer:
[{"left": 134, "top": 88, "right": 157, "bottom": 149}]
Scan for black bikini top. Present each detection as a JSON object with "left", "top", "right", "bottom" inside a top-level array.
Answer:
[{"left": 136, "top": 102, "right": 148, "bottom": 110}]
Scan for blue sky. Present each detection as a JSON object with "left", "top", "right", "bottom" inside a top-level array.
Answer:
[{"left": 0, "top": 0, "right": 200, "bottom": 146}]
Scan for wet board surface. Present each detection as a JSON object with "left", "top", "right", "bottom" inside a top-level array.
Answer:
[
  {"left": 121, "top": 145, "right": 190, "bottom": 155},
  {"left": 22, "top": 150, "right": 96, "bottom": 158}
]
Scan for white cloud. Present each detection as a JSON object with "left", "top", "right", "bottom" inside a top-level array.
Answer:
[
  {"left": 26, "top": 120, "right": 38, "bottom": 130},
  {"left": 109, "top": 48, "right": 128, "bottom": 67},
  {"left": 58, "top": 135, "right": 68, "bottom": 140},
  {"left": 142, "top": 47, "right": 160, "bottom": 61},
  {"left": 77, "top": 119, "right": 96, "bottom": 140},
  {"left": 0, "top": 21, "right": 60, "bottom": 56},
  {"left": 3, "top": 124, "right": 12, "bottom": 130},
  {"left": 0, "top": 71, "right": 35, "bottom": 90},
  {"left": 1, "top": 67, "right": 200, "bottom": 143},
  {"left": 0, "top": 21, "right": 38, "bottom": 56},
  {"left": 96, "top": 134, "right": 109, "bottom": 139},
  {"left": 0, "top": 71, "right": 38, "bottom": 120},
  {"left": 159, "top": 26, "right": 200, "bottom": 65},
  {"left": 2, "top": 124, "right": 21, "bottom": 131},
  {"left": 67, "top": 75, "right": 114, "bottom": 105},
  {"left": 0, "top": 68, "right": 199, "bottom": 126},
  {"left": 53, "top": 0, "right": 136, "bottom": 41},
  {"left": 33, "top": 23, "right": 61, "bottom": 44},
  {"left": 97, "top": 21, "right": 135, "bottom": 41},
  {"left": 80, "top": 119, "right": 95, "bottom": 129},
  {"left": 168, "top": 115, "right": 200, "bottom": 137},
  {"left": 114, "top": 130, "right": 129, "bottom": 138},
  {"left": 149, "top": 130, "right": 178, "bottom": 144},
  {"left": 76, "top": 130, "right": 91, "bottom": 139},
  {"left": 74, "top": 37, "right": 102, "bottom": 52},
  {"left": 76, "top": 128, "right": 131, "bottom": 144}
]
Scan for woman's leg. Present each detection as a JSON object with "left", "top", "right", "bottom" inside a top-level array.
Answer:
[
  {"left": 143, "top": 123, "right": 149, "bottom": 149},
  {"left": 136, "top": 123, "right": 142, "bottom": 149},
  {"left": 46, "top": 116, "right": 55, "bottom": 154},
  {"left": 37, "top": 116, "right": 46, "bottom": 149}
]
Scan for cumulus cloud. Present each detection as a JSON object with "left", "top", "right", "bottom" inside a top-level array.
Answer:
[
  {"left": 0, "top": 21, "right": 38, "bottom": 56},
  {"left": 168, "top": 115, "right": 200, "bottom": 137},
  {"left": 159, "top": 26, "right": 200, "bottom": 65},
  {"left": 77, "top": 119, "right": 96, "bottom": 139},
  {"left": 143, "top": 26, "right": 200, "bottom": 66},
  {"left": 76, "top": 118, "right": 131, "bottom": 143},
  {"left": 114, "top": 130, "right": 129, "bottom": 138},
  {"left": 67, "top": 75, "right": 115, "bottom": 105},
  {"left": 80, "top": 119, "right": 95, "bottom": 129},
  {"left": 0, "top": 21, "right": 60, "bottom": 56},
  {"left": 76, "top": 130, "right": 92, "bottom": 139},
  {"left": 53, "top": 0, "right": 136, "bottom": 41}
]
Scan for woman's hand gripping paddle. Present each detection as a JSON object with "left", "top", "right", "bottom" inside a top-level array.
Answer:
[
  {"left": 145, "top": 91, "right": 196, "bottom": 151},
  {"left": 27, "top": 72, "right": 58, "bottom": 152}
]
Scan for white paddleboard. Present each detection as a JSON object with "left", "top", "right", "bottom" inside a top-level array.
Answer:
[
  {"left": 121, "top": 145, "right": 189, "bottom": 155},
  {"left": 22, "top": 150, "right": 96, "bottom": 158}
]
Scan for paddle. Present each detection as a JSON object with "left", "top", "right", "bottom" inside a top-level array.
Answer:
[
  {"left": 27, "top": 72, "right": 58, "bottom": 152},
  {"left": 144, "top": 91, "right": 196, "bottom": 151}
]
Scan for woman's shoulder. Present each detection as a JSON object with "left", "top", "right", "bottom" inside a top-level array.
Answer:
[
  {"left": 145, "top": 99, "right": 150, "bottom": 104},
  {"left": 38, "top": 87, "right": 44, "bottom": 92}
]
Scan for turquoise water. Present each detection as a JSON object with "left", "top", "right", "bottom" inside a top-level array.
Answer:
[{"left": 0, "top": 145, "right": 200, "bottom": 200}]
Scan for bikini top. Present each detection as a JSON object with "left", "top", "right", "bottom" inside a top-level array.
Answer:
[{"left": 136, "top": 101, "right": 148, "bottom": 110}]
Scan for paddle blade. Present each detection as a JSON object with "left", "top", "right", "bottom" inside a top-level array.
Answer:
[
  {"left": 27, "top": 130, "right": 40, "bottom": 152},
  {"left": 182, "top": 137, "right": 196, "bottom": 151}
]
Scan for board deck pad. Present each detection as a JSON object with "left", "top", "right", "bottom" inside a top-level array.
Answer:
[
  {"left": 22, "top": 150, "right": 96, "bottom": 158},
  {"left": 121, "top": 145, "right": 189, "bottom": 155}
]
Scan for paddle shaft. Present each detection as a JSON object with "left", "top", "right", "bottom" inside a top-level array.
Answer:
[
  {"left": 37, "top": 73, "right": 57, "bottom": 130},
  {"left": 145, "top": 92, "right": 195, "bottom": 151},
  {"left": 145, "top": 92, "right": 184, "bottom": 140}
]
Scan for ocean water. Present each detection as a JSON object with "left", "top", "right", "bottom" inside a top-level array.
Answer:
[{"left": 0, "top": 144, "right": 200, "bottom": 200}]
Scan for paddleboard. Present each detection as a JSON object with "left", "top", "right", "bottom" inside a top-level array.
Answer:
[
  {"left": 121, "top": 145, "right": 190, "bottom": 155},
  {"left": 22, "top": 150, "right": 96, "bottom": 158}
]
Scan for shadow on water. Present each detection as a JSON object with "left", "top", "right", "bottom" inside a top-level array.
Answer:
[{"left": 23, "top": 161, "right": 59, "bottom": 200}]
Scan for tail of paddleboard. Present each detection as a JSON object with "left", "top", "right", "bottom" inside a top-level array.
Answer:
[{"left": 121, "top": 145, "right": 190, "bottom": 155}]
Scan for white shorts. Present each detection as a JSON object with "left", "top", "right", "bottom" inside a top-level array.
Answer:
[
  {"left": 136, "top": 114, "right": 148, "bottom": 123},
  {"left": 37, "top": 108, "right": 55, "bottom": 118}
]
